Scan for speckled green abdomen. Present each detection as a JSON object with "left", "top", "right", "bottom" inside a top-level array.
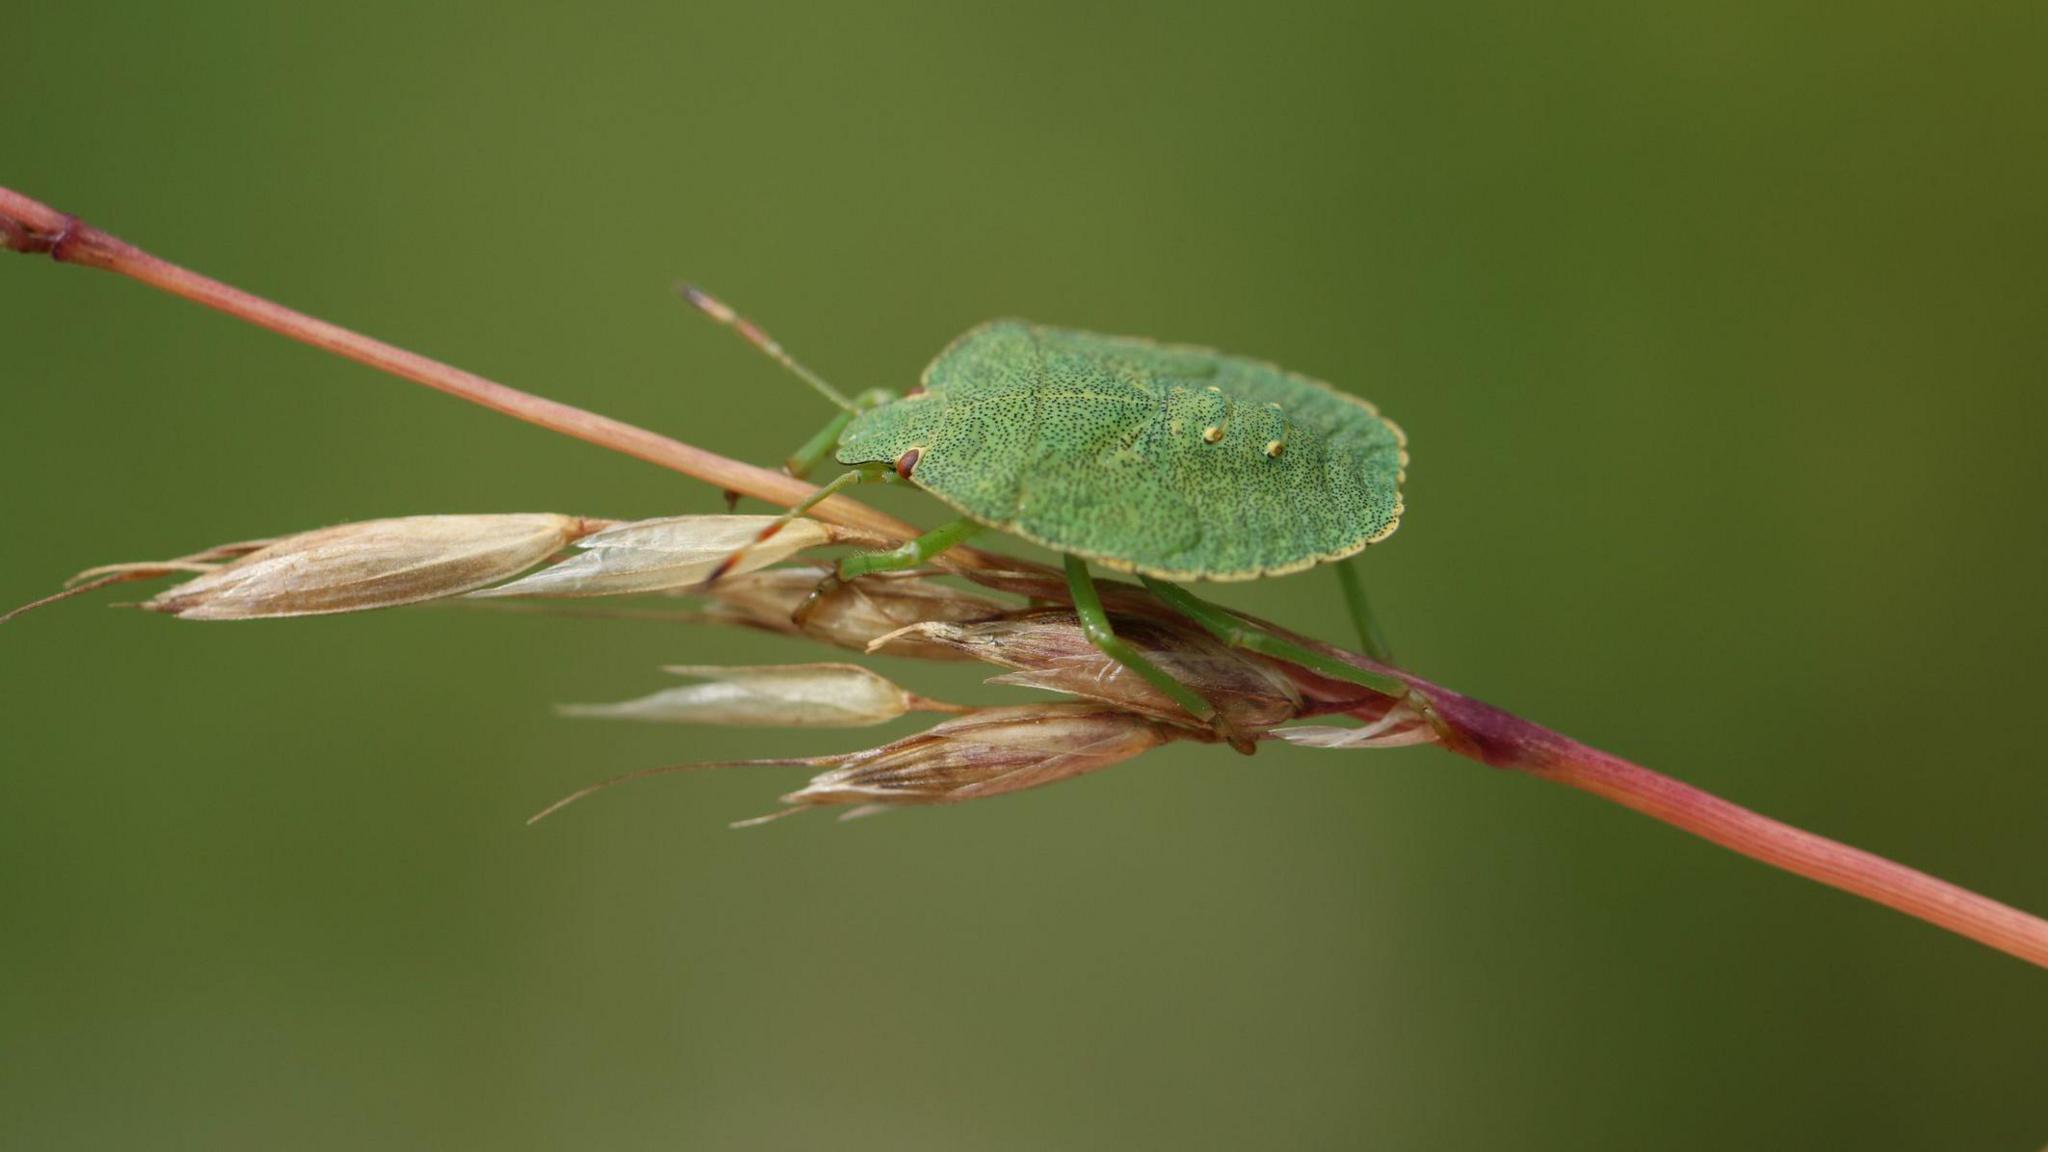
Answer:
[{"left": 836, "top": 321, "right": 1406, "bottom": 581}]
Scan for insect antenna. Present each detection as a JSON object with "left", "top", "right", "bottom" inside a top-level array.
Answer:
[{"left": 676, "top": 283, "right": 860, "bottom": 413}]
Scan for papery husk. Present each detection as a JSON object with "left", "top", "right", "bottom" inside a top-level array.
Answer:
[
  {"left": 873, "top": 608, "right": 1303, "bottom": 732},
  {"left": 699, "top": 565, "right": 1007, "bottom": 658},
  {"left": 529, "top": 702, "right": 1180, "bottom": 825},
  {"left": 558, "top": 662, "right": 921, "bottom": 727},
  {"left": 773, "top": 703, "right": 1177, "bottom": 812},
  {"left": 472, "top": 515, "right": 885, "bottom": 599},
  {"left": 1270, "top": 700, "right": 1439, "bottom": 749},
  {"left": 146, "top": 514, "right": 591, "bottom": 620}
]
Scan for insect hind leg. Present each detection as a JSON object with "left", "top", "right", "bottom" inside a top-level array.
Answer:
[
  {"left": 1334, "top": 558, "right": 1394, "bottom": 663},
  {"left": 1137, "top": 574, "right": 1444, "bottom": 737},
  {"left": 1065, "top": 555, "right": 1255, "bottom": 754}
]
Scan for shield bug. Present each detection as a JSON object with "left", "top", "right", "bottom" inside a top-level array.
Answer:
[{"left": 682, "top": 287, "right": 1412, "bottom": 750}]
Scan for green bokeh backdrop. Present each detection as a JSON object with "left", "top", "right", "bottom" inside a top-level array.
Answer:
[{"left": 3, "top": 3, "right": 2043, "bottom": 1148}]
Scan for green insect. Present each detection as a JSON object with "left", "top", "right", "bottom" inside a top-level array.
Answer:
[{"left": 684, "top": 287, "right": 1413, "bottom": 750}]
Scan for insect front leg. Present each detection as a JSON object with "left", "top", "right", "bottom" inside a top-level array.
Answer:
[
  {"left": 793, "top": 517, "right": 984, "bottom": 624},
  {"left": 781, "top": 410, "right": 856, "bottom": 480},
  {"left": 1065, "top": 555, "right": 1254, "bottom": 754},
  {"left": 703, "top": 464, "right": 894, "bottom": 584},
  {"left": 720, "top": 410, "right": 858, "bottom": 511}
]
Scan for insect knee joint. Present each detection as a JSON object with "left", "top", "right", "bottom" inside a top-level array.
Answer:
[{"left": 1077, "top": 617, "right": 1117, "bottom": 646}]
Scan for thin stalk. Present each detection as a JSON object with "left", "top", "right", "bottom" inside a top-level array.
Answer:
[
  {"left": 1424, "top": 682, "right": 2048, "bottom": 967},
  {"left": 5, "top": 184, "right": 2044, "bottom": 968},
  {"left": 0, "top": 187, "right": 1013, "bottom": 573}
]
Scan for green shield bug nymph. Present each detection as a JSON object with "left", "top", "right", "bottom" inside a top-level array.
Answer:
[{"left": 683, "top": 287, "right": 1413, "bottom": 751}]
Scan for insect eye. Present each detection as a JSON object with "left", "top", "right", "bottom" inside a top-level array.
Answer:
[{"left": 895, "top": 448, "right": 922, "bottom": 479}]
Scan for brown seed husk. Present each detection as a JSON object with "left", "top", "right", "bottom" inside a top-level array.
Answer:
[
  {"left": 472, "top": 515, "right": 886, "bottom": 599},
  {"left": 700, "top": 566, "right": 1007, "bottom": 658},
  {"left": 146, "top": 514, "right": 588, "bottom": 620},
  {"left": 528, "top": 702, "right": 1179, "bottom": 826},
  {"left": 874, "top": 608, "right": 1303, "bottom": 732},
  {"left": 777, "top": 703, "right": 1177, "bottom": 811}
]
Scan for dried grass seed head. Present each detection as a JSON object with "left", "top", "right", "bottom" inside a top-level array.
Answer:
[
  {"left": 471, "top": 514, "right": 888, "bottom": 599},
  {"left": 875, "top": 608, "right": 1303, "bottom": 733},
  {"left": 557, "top": 662, "right": 928, "bottom": 728},
  {"left": 775, "top": 702, "right": 1180, "bottom": 812},
  {"left": 146, "top": 514, "right": 591, "bottom": 620},
  {"left": 699, "top": 565, "right": 1007, "bottom": 658}
]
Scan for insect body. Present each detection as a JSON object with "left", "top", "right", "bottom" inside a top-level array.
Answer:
[
  {"left": 684, "top": 288, "right": 1414, "bottom": 750},
  {"left": 836, "top": 321, "right": 1407, "bottom": 581}
]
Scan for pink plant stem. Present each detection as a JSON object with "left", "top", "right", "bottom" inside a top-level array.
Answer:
[
  {"left": 1415, "top": 684, "right": 2048, "bottom": 967},
  {"left": 5, "top": 185, "right": 2044, "bottom": 968},
  {"left": 0, "top": 187, "right": 1003, "bottom": 570}
]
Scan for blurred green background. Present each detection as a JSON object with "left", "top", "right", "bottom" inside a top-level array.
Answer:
[{"left": 3, "top": 2, "right": 2043, "bottom": 1148}]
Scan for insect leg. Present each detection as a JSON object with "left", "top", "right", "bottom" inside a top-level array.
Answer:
[
  {"left": 1137, "top": 576, "right": 1411, "bottom": 701},
  {"left": 793, "top": 517, "right": 984, "bottom": 623},
  {"left": 1065, "top": 555, "right": 1252, "bottom": 753},
  {"left": 783, "top": 410, "right": 856, "bottom": 479},
  {"left": 1333, "top": 558, "right": 1394, "bottom": 663},
  {"left": 719, "top": 411, "right": 859, "bottom": 512},
  {"left": 838, "top": 517, "right": 984, "bottom": 581},
  {"left": 704, "top": 464, "right": 892, "bottom": 585}
]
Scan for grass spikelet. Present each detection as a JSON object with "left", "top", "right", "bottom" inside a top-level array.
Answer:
[
  {"left": 144, "top": 515, "right": 595, "bottom": 620},
  {"left": 471, "top": 515, "right": 885, "bottom": 599},
  {"left": 558, "top": 662, "right": 964, "bottom": 728}
]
